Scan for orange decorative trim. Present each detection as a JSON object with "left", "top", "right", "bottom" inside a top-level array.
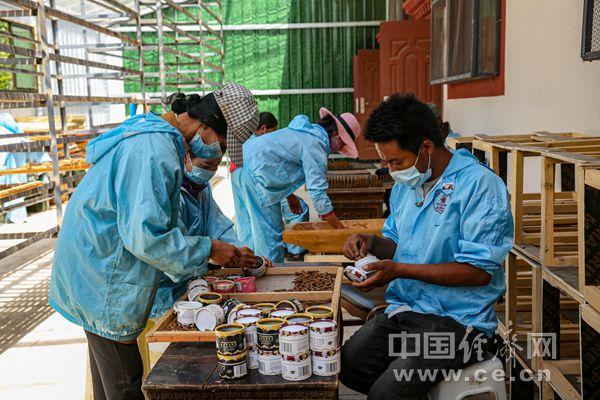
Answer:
[{"left": 403, "top": 0, "right": 432, "bottom": 20}]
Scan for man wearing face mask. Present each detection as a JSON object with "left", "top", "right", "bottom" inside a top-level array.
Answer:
[
  {"left": 49, "top": 84, "right": 259, "bottom": 400},
  {"left": 339, "top": 94, "right": 513, "bottom": 400},
  {"left": 236, "top": 108, "right": 361, "bottom": 263}
]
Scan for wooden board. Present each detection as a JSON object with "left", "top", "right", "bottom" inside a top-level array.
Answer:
[
  {"left": 146, "top": 266, "right": 343, "bottom": 343},
  {"left": 282, "top": 219, "right": 385, "bottom": 254}
]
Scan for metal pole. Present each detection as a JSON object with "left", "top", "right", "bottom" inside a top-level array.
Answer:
[
  {"left": 36, "top": 0, "right": 63, "bottom": 225},
  {"left": 81, "top": 0, "right": 95, "bottom": 130},
  {"left": 49, "top": 0, "right": 68, "bottom": 157},
  {"left": 218, "top": 1, "right": 224, "bottom": 85},
  {"left": 135, "top": 0, "right": 147, "bottom": 112},
  {"left": 198, "top": 0, "right": 205, "bottom": 94},
  {"left": 155, "top": 0, "right": 167, "bottom": 106}
]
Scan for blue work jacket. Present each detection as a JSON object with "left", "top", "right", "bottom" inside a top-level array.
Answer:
[
  {"left": 49, "top": 113, "right": 211, "bottom": 341},
  {"left": 383, "top": 149, "right": 513, "bottom": 336},
  {"left": 242, "top": 115, "right": 334, "bottom": 216}
]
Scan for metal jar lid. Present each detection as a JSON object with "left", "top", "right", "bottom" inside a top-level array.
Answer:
[
  {"left": 309, "top": 319, "right": 337, "bottom": 334},
  {"left": 281, "top": 351, "right": 311, "bottom": 362},
  {"left": 279, "top": 323, "right": 309, "bottom": 337}
]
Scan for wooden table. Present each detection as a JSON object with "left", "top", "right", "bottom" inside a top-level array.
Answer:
[{"left": 143, "top": 342, "right": 338, "bottom": 400}]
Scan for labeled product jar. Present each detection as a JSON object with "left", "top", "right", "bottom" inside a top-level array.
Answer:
[
  {"left": 254, "top": 302, "right": 276, "bottom": 318},
  {"left": 227, "top": 303, "right": 249, "bottom": 324},
  {"left": 305, "top": 305, "right": 334, "bottom": 320},
  {"left": 187, "top": 277, "right": 209, "bottom": 291},
  {"left": 217, "top": 351, "right": 248, "bottom": 380},
  {"left": 236, "top": 307, "right": 262, "bottom": 319},
  {"left": 188, "top": 285, "right": 210, "bottom": 302},
  {"left": 258, "top": 349, "right": 281, "bottom": 375},
  {"left": 173, "top": 301, "right": 203, "bottom": 326},
  {"left": 256, "top": 318, "right": 284, "bottom": 350},
  {"left": 246, "top": 256, "right": 267, "bottom": 278},
  {"left": 213, "top": 279, "right": 236, "bottom": 294},
  {"left": 271, "top": 309, "right": 295, "bottom": 319},
  {"left": 309, "top": 319, "right": 338, "bottom": 351},
  {"left": 235, "top": 316, "right": 260, "bottom": 346},
  {"left": 279, "top": 324, "right": 310, "bottom": 356},
  {"left": 194, "top": 304, "right": 225, "bottom": 331},
  {"left": 215, "top": 323, "right": 246, "bottom": 355},
  {"left": 281, "top": 351, "right": 312, "bottom": 381},
  {"left": 312, "top": 347, "right": 340, "bottom": 376},
  {"left": 234, "top": 276, "right": 257, "bottom": 293},
  {"left": 222, "top": 298, "right": 245, "bottom": 321},
  {"left": 284, "top": 313, "right": 314, "bottom": 326},
  {"left": 226, "top": 274, "right": 244, "bottom": 282},
  {"left": 275, "top": 299, "right": 304, "bottom": 312},
  {"left": 204, "top": 276, "right": 218, "bottom": 289},
  {"left": 345, "top": 255, "right": 379, "bottom": 283},
  {"left": 247, "top": 345, "right": 259, "bottom": 369},
  {"left": 197, "top": 292, "right": 223, "bottom": 306}
]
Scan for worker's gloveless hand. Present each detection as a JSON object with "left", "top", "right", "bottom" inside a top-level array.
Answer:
[
  {"left": 286, "top": 194, "right": 304, "bottom": 215},
  {"left": 352, "top": 260, "right": 399, "bottom": 291},
  {"left": 343, "top": 234, "right": 374, "bottom": 260},
  {"left": 210, "top": 240, "right": 241, "bottom": 267},
  {"left": 238, "top": 247, "right": 258, "bottom": 268}
]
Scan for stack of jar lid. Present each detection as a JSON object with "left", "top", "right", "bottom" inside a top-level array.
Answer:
[
  {"left": 215, "top": 323, "right": 248, "bottom": 379},
  {"left": 344, "top": 254, "right": 379, "bottom": 283}
]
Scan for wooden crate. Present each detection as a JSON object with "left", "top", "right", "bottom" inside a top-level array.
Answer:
[
  {"left": 581, "top": 305, "right": 600, "bottom": 399},
  {"left": 581, "top": 167, "right": 600, "bottom": 315},
  {"left": 146, "top": 266, "right": 343, "bottom": 343},
  {"left": 446, "top": 135, "right": 475, "bottom": 151},
  {"left": 282, "top": 219, "right": 385, "bottom": 254}
]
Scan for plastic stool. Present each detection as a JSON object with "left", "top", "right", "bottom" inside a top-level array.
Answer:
[{"left": 427, "top": 354, "right": 507, "bottom": 400}]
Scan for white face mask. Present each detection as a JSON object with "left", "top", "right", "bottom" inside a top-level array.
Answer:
[{"left": 389, "top": 148, "right": 432, "bottom": 189}]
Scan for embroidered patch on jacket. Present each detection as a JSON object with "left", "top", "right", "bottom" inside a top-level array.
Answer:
[
  {"left": 433, "top": 191, "right": 452, "bottom": 214},
  {"left": 441, "top": 182, "right": 454, "bottom": 194}
]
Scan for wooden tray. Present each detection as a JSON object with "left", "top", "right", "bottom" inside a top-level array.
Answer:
[
  {"left": 146, "top": 266, "right": 343, "bottom": 343},
  {"left": 282, "top": 219, "right": 385, "bottom": 253}
]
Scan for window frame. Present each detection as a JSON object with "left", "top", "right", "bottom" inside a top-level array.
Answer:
[
  {"left": 0, "top": 17, "right": 38, "bottom": 92},
  {"left": 430, "top": 0, "right": 502, "bottom": 85},
  {"left": 582, "top": 0, "right": 600, "bottom": 61}
]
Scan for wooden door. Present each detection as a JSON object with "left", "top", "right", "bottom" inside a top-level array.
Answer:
[
  {"left": 353, "top": 49, "right": 380, "bottom": 160},
  {"left": 378, "top": 20, "right": 442, "bottom": 111}
]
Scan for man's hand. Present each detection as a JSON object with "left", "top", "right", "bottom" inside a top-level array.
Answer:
[
  {"left": 238, "top": 247, "right": 258, "bottom": 268},
  {"left": 209, "top": 240, "right": 241, "bottom": 267},
  {"left": 352, "top": 260, "right": 400, "bottom": 291},
  {"left": 286, "top": 194, "right": 304, "bottom": 215},
  {"left": 343, "top": 234, "right": 374, "bottom": 260}
]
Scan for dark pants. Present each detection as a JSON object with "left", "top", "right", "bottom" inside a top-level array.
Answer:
[
  {"left": 85, "top": 330, "right": 144, "bottom": 400},
  {"left": 340, "top": 312, "right": 485, "bottom": 400}
]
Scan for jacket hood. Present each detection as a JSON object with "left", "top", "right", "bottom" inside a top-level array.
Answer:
[
  {"left": 442, "top": 148, "right": 481, "bottom": 177},
  {"left": 85, "top": 113, "right": 184, "bottom": 164},
  {"left": 287, "top": 115, "right": 331, "bottom": 153}
]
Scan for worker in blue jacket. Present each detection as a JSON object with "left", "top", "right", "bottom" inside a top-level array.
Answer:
[
  {"left": 339, "top": 94, "right": 513, "bottom": 400},
  {"left": 236, "top": 108, "right": 362, "bottom": 262},
  {"left": 49, "top": 84, "right": 259, "bottom": 400}
]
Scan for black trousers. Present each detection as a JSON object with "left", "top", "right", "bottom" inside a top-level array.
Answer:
[
  {"left": 85, "top": 330, "right": 144, "bottom": 400},
  {"left": 340, "top": 312, "right": 485, "bottom": 400}
]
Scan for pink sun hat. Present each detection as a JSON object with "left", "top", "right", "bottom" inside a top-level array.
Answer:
[{"left": 319, "top": 107, "right": 361, "bottom": 158}]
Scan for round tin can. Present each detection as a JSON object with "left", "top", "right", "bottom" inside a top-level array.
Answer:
[
  {"left": 204, "top": 276, "right": 218, "bottom": 289},
  {"left": 213, "top": 279, "right": 235, "bottom": 294},
  {"left": 227, "top": 303, "right": 249, "bottom": 324},
  {"left": 235, "top": 316, "right": 259, "bottom": 346},
  {"left": 281, "top": 351, "right": 312, "bottom": 381},
  {"left": 256, "top": 318, "right": 284, "bottom": 350},
  {"left": 344, "top": 265, "right": 369, "bottom": 283},
  {"left": 246, "top": 256, "right": 267, "bottom": 278},
  {"left": 222, "top": 298, "right": 245, "bottom": 320},
  {"left": 215, "top": 323, "right": 246, "bottom": 355},
  {"left": 247, "top": 345, "right": 259, "bottom": 369},
  {"left": 279, "top": 324, "right": 310, "bottom": 356},
  {"left": 275, "top": 299, "right": 304, "bottom": 312},
  {"left": 254, "top": 302, "right": 276, "bottom": 318},
  {"left": 355, "top": 254, "right": 379, "bottom": 270},
  {"left": 197, "top": 292, "right": 223, "bottom": 306},
  {"left": 305, "top": 305, "right": 334, "bottom": 320},
  {"left": 309, "top": 319, "right": 338, "bottom": 351},
  {"left": 187, "top": 277, "right": 209, "bottom": 291},
  {"left": 271, "top": 309, "right": 295, "bottom": 319},
  {"left": 236, "top": 307, "right": 262, "bottom": 319},
  {"left": 226, "top": 274, "right": 244, "bottom": 282},
  {"left": 173, "top": 301, "right": 203, "bottom": 326},
  {"left": 257, "top": 349, "right": 281, "bottom": 375},
  {"left": 188, "top": 284, "right": 210, "bottom": 302},
  {"left": 312, "top": 348, "right": 340, "bottom": 376},
  {"left": 217, "top": 351, "right": 248, "bottom": 380},
  {"left": 283, "top": 313, "right": 314, "bottom": 326},
  {"left": 234, "top": 276, "right": 257, "bottom": 293},
  {"left": 194, "top": 304, "right": 225, "bottom": 331}
]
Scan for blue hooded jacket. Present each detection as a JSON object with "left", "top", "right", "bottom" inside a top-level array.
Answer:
[{"left": 49, "top": 113, "right": 212, "bottom": 341}]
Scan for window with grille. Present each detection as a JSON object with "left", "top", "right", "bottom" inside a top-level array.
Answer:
[
  {"left": 430, "top": 0, "right": 501, "bottom": 84},
  {"left": 0, "top": 18, "right": 37, "bottom": 91},
  {"left": 582, "top": 0, "right": 600, "bottom": 61}
]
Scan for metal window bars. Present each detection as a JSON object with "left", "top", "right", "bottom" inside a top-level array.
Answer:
[{"left": 0, "top": 0, "right": 224, "bottom": 257}]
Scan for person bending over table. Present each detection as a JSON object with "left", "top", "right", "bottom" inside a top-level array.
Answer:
[{"left": 339, "top": 93, "right": 513, "bottom": 400}]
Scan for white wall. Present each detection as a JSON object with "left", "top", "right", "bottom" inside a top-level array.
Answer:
[{"left": 443, "top": 0, "right": 600, "bottom": 136}]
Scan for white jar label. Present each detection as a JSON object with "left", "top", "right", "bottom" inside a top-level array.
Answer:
[{"left": 279, "top": 337, "right": 310, "bottom": 356}]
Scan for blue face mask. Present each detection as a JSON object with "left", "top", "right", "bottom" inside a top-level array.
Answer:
[
  {"left": 389, "top": 148, "right": 432, "bottom": 189},
  {"left": 189, "top": 128, "right": 222, "bottom": 159},
  {"left": 185, "top": 165, "right": 216, "bottom": 185}
]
